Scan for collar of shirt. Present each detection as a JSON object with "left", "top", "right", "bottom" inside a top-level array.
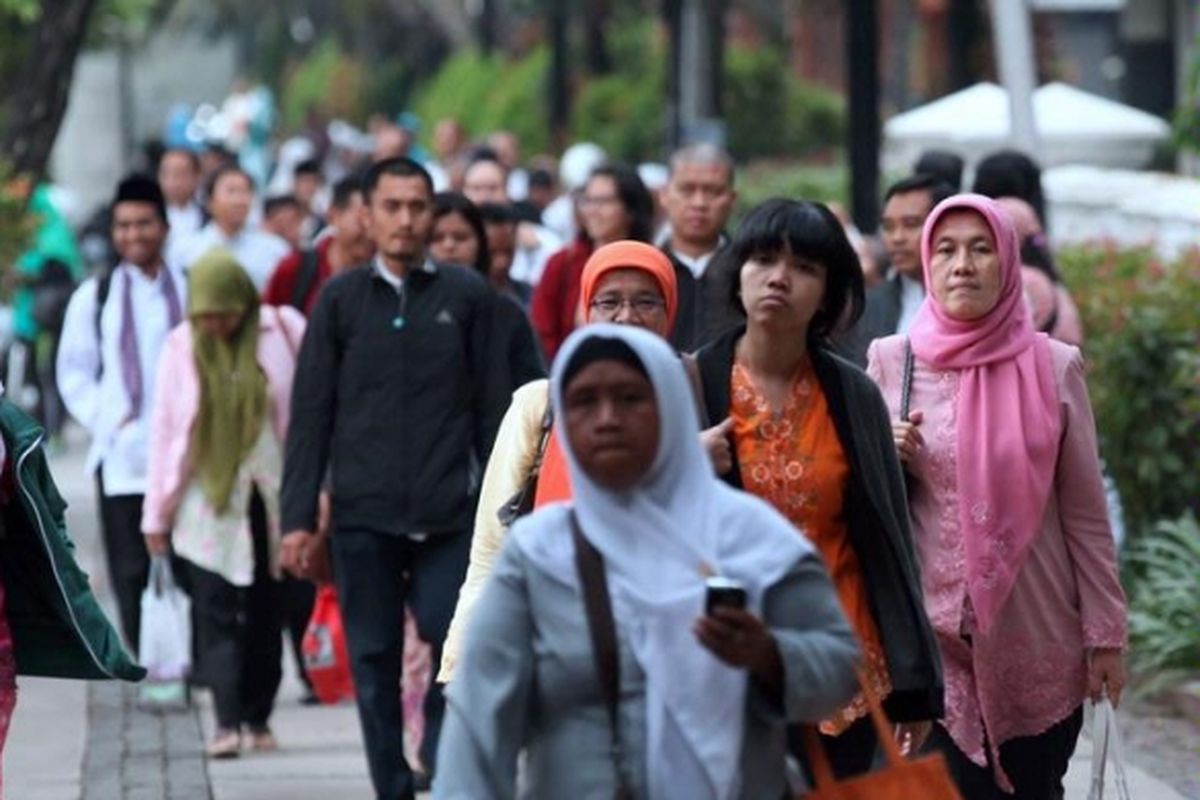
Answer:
[
  {"left": 119, "top": 260, "right": 172, "bottom": 287},
  {"left": 896, "top": 273, "right": 926, "bottom": 335},
  {"left": 670, "top": 234, "right": 728, "bottom": 279},
  {"left": 372, "top": 255, "right": 436, "bottom": 293}
]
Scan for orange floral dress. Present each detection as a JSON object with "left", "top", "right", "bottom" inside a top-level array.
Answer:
[{"left": 731, "top": 358, "right": 891, "bottom": 735}]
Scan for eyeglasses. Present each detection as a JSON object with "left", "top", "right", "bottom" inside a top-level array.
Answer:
[
  {"left": 579, "top": 194, "right": 621, "bottom": 209},
  {"left": 589, "top": 295, "right": 666, "bottom": 318}
]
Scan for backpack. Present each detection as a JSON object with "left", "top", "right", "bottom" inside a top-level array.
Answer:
[
  {"left": 92, "top": 269, "right": 114, "bottom": 380},
  {"left": 291, "top": 248, "right": 320, "bottom": 312}
]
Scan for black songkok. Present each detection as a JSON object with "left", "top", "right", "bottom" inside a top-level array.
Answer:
[{"left": 113, "top": 174, "right": 168, "bottom": 223}]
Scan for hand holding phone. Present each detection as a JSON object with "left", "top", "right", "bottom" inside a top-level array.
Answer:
[{"left": 704, "top": 576, "right": 747, "bottom": 616}]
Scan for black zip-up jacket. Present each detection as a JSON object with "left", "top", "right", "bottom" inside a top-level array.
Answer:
[{"left": 281, "top": 261, "right": 508, "bottom": 537}]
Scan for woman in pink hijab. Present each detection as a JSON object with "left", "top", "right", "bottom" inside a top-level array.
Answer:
[{"left": 865, "top": 194, "right": 1126, "bottom": 798}]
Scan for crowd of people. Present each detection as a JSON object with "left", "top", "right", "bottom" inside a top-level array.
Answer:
[{"left": 3, "top": 115, "right": 1128, "bottom": 800}]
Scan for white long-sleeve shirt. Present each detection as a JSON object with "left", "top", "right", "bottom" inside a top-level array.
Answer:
[
  {"left": 56, "top": 262, "right": 188, "bottom": 496},
  {"left": 170, "top": 222, "right": 291, "bottom": 291}
]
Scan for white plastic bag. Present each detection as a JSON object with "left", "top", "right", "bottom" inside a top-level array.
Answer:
[
  {"left": 137, "top": 555, "right": 191, "bottom": 682},
  {"left": 1088, "top": 697, "right": 1132, "bottom": 800}
]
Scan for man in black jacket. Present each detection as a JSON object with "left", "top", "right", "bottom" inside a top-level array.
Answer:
[
  {"left": 838, "top": 173, "right": 954, "bottom": 367},
  {"left": 659, "top": 143, "right": 742, "bottom": 352},
  {"left": 279, "top": 157, "right": 506, "bottom": 799}
]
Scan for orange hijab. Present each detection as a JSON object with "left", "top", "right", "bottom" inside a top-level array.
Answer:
[{"left": 533, "top": 241, "right": 677, "bottom": 507}]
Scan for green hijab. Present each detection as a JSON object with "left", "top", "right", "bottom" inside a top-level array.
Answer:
[{"left": 188, "top": 248, "right": 268, "bottom": 514}]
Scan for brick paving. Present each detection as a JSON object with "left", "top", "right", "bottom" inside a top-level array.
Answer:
[{"left": 80, "top": 682, "right": 210, "bottom": 800}]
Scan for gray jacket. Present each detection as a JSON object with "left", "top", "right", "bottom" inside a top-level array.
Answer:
[{"left": 435, "top": 538, "right": 859, "bottom": 799}]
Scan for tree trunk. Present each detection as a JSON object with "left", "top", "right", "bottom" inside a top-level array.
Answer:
[
  {"left": 846, "top": 0, "right": 881, "bottom": 232},
  {"left": 0, "top": 0, "right": 100, "bottom": 182},
  {"left": 548, "top": 0, "right": 571, "bottom": 149},
  {"left": 582, "top": 0, "right": 613, "bottom": 75},
  {"left": 667, "top": 0, "right": 727, "bottom": 148},
  {"left": 478, "top": 0, "right": 498, "bottom": 56}
]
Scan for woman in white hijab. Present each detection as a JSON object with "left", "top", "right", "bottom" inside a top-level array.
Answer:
[{"left": 435, "top": 324, "right": 859, "bottom": 799}]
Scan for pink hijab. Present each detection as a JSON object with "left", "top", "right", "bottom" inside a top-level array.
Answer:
[{"left": 909, "top": 194, "right": 1061, "bottom": 633}]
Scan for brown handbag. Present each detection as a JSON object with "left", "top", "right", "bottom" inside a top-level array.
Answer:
[{"left": 799, "top": 669, "right": 961, "bottom": 800}]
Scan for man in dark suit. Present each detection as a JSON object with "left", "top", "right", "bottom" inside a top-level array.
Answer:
[
  {"left": 839, "top": 173, "right": 954, "bottom": 367},
  {"left": 659, "top": 143, "right": 742, "bottom": 352}
]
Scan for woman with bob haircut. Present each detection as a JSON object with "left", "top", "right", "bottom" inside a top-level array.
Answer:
[
  {"left": 436, "top": 324, "right": 860, "bottom": 798},
  {"left": 694, "top": 198, "right": 944, "bottom": 777}
]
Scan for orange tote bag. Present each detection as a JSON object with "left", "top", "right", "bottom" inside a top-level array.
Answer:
[{"left": 800, "top": 670, "right": 961, "bottom": 800}]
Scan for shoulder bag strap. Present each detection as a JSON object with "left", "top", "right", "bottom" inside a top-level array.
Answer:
[
  {"left": 93, "top": 269, "right": 114, "bottom": 381},
  {"left": 291, "top": 248, "right": 320, "bottom": 311},
  {"left": 570, "top": 512, "right": 632, "bottom": 799},
  {"left": 274, "top": 306, "right": 299, "bottom": 361},
  {"left": 496, "top": 402, "right": 554, "bottom": 526},
  {"left": 900, "top": 336, "right": 914, "bottom": 423},
  {"left": 681, "top": 352, "right": 710, "bottom": 423}
]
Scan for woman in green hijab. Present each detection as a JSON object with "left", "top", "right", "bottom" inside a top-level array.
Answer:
[{"left": 141, "top": 248, "right": 307, "bottom": 758}]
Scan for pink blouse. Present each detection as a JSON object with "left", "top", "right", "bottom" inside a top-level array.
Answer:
[{"left": 867, "top": 334, "right": 1126, "bottom": 790}]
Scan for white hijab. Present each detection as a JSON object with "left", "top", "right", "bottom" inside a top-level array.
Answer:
[{"left": 513, "top": 324, "right": 812, "bottom": 800}]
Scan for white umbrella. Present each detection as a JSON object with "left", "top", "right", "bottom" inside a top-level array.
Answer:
[{"left": 884, "top": 82, "right": 1170, "bottom": 173}]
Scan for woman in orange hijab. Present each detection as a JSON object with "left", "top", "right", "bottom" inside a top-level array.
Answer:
[{"left": 439, "top": 240, "right": 722, "bottom": 681}]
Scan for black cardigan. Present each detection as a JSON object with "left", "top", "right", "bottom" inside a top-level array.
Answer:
[{"left": 695, "top": 327, "right": 944, "bottom": 722}]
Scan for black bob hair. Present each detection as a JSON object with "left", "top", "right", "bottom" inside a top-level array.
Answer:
[
  {"left": 726, "top": 198, "right": 865, "bottom": 342},
  {"left": 433, "top": 191, "right": 490, "bottom": 276}
]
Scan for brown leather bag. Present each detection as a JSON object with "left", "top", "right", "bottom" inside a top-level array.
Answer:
[
  {"left": 799, "top": 668, "right": 960, "bottom": 800},
  {"left": 571, "top": 513, "right": 634, "bottom": 800}
]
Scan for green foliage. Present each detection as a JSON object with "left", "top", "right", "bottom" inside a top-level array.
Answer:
[
  {"left": 734, "top": 160, "right": 848, "bottom": 221},
  {"left": 572, "top": 62, "right": 665, "bottom": 161},
  {"left": 1125, "top": 513, "right": 1200, "bottom": 693},
  {"left": 1058, "top": 246, "right": 1200, "bottom": 538},
  {"left": 408, "top": 26, "right": 844, "bottom": 163},
  {"left": 1173, "top": 35, "right": 1200, "bottom": 154},
  {"left": 0, "top": 162, "right": 35, "bottom": 293},
  {"left": 411, "top": 48, "right": 551, "bottom": 155},
  {"left": 0, "top": 0, "right": 38, "bottom": 22},
  {"left": 724, "top": 47, "right": 844, "bottom": 162},
  {"left": 280, "top": 38, "right": 369, "bottom": 132}
]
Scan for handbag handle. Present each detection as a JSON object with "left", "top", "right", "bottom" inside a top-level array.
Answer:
[
  {"left": 899, "top": 337, "right": 914, "bottom": 423},
  {"left": 800, "top": 666, "right": 908, "bottom": 788},
  {"left": 1089, "top": 695, "right": 1132, "bottom": 800}
]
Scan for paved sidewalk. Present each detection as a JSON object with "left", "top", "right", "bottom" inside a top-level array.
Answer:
[
  {"left": 198, "top": 658, "right": 374, "bottom": 799},
  {"left": 3, "top": 433, "right": 1193, "bottom": 799}
]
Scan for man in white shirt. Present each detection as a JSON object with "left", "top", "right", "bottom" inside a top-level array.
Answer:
[
  {"left": 57, "top": 175, "right": 188, "bottom": 651},
  {"left": 462, "top": 156, "right": 561, "bottom": 286},
  {"left": 172, "top": 165, "right": 290, "bottom": 291},
  {"left": 838, "top": 173, "right": 955, "bottom": 367},
  {"left": 158, "top": 148, "right": 204, "bottom": 246}
]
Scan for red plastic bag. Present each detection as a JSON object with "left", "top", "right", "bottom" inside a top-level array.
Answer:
[{"left": 302, "top": 585, "right": 355, "bottom": 704}]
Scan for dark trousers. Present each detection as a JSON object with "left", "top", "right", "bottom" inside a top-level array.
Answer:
[
  {"left": 332, "top": 528, "right": 470, "bottom": 800},
  {"left": 281, "top": 575, "right": 316, "bottom": 691},
  {"left": 792, "top": 713, "right": 880, "bottom": 781},
  {"left": 184, "top": 491, "right": 283, "bottom": 731},
  {"left": 926, "top": 706, "right": 1084, "bottom": 800},
  {"left": 95, "top": 474, "right": 148, "bottom": 653}
]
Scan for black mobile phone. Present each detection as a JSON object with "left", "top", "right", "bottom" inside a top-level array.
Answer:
[{"left": 705, "top": 577, "right": 747, "bottom": 615}]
